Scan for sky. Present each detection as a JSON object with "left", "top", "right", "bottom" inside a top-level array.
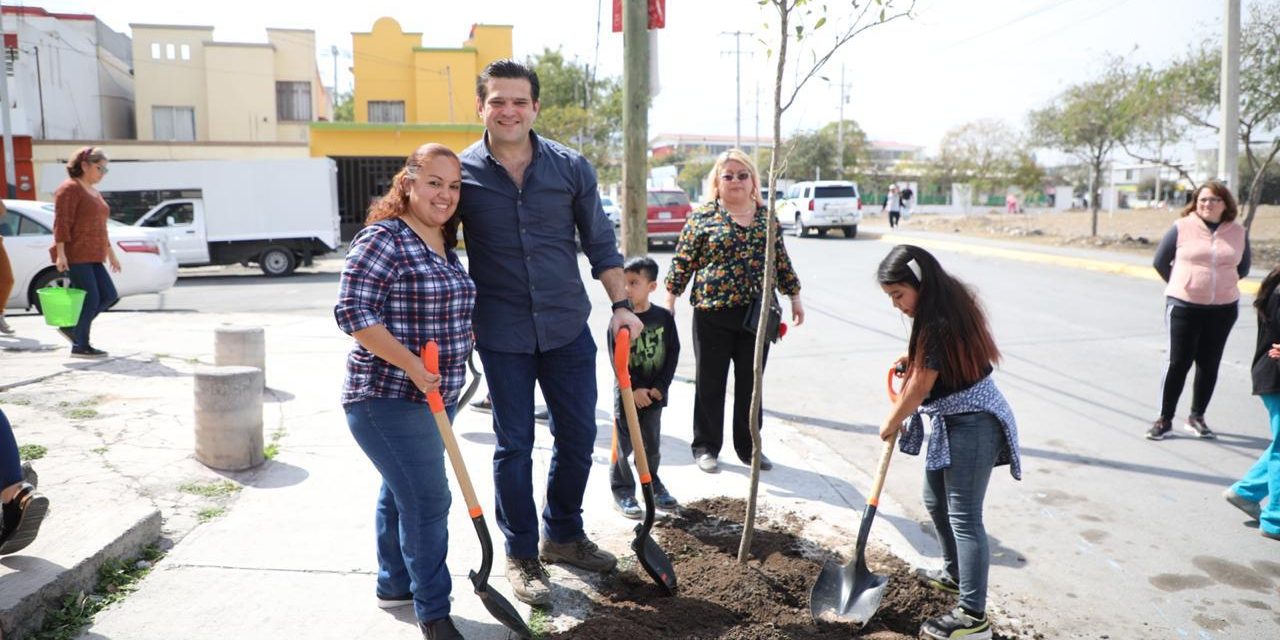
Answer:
[{"left": 31, "top": 0, "right": 1257, "bottom": 155}]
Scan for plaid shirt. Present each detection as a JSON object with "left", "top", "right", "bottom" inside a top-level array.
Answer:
[{"left": 336, "top": 219, "right": 476, "bottom": 407}]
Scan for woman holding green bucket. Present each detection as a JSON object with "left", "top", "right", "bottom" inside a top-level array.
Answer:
[{"left": 51, "top": 146, "right": 120, "bottom": 358}]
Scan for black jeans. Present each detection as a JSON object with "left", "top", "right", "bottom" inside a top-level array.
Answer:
[
  {"left": 691, "top": 306, "right": 769, "bottom": 462},
  {"left": 889, "top": 210, "right": 901, "bottom": 228},
  {"left": 611, "top": 395, "right": 664, "bottom": 499},
  {"left": 1160, "top": 301, "right": 1238, "bottom": 419}
]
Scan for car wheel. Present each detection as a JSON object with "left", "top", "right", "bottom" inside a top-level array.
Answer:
[
  {"left": 259, "top": 246, "right": 297, "bottom": 277},
  {"left": 844, "top": 225, "right": 858, "bottom": 238},
  {"left": 29, "top": 269, "right": 73, "bottom": 314},
  {"left": 793, "top": 215, "right": 806, "bottom": 237}
]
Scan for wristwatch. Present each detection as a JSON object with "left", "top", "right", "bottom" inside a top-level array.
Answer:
[{"left": 611, "top": 299, "right": 635, "bottom": 312}]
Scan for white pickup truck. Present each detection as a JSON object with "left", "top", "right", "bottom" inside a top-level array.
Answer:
[
  {"left": 44, "top": 158, "right": 342, "bottom": 276},
  {"left": 776, "top": 180, "right": 862, "bottom": 238}
]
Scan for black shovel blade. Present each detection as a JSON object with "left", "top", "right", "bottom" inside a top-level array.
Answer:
[
  {"left": 809, "top": 502, "right": 887, "bottom": 627},
  {"left": 470, "top": 571, "right": 533, "bottom": 639},
  {"left": 633, "top": 482, "right": 677, "bottom": 594}
]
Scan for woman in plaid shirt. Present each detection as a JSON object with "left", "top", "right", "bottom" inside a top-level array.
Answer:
[{"left": 335, "top": 143, "right": 475, "bottom": 640}]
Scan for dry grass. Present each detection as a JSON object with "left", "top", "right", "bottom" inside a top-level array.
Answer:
[{"left": 907, "top": 204, "right": 1280, "bottom": 268}]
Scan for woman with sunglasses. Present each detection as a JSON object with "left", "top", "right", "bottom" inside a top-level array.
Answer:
[
  {"left": 665, "top": 149, "right": 804, "bottom": 474},
  {"left": 1148, "top": 180, "right": 1251, "bottom": 440},
  {"left": 51, "top": 146, "right": 120, "bottom": 358}
]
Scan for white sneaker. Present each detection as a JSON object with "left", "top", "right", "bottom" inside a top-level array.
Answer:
[{"left": 0, "top": 316, "right": 13, "bottom": 335}]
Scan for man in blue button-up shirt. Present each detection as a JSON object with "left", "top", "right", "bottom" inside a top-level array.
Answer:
[{"left": 459, "top": 59, "right": 643, "bottom": 608}]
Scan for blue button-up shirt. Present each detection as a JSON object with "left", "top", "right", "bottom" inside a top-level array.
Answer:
[{"left": 459, "top": 132, "right": 623, "bottom": 354}]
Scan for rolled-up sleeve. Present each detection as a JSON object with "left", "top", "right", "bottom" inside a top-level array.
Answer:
[
  {"left": 774, "top": 220, "right": 802, "bottom": 296},
  {"left": 574, "top": 157, "right": 624, "bottom": 278},
  {"left": 665, "top": 215, "right": 705, "bottom": 296},
  {"left": 335, "top": 226, "right": 398, "bottom": 335}
]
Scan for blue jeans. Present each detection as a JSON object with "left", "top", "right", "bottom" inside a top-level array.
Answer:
[
  {"left": 478, "top": 325, "right": 598, "bottom": 558},
  {"left": 1231, "top": 393, "right": 1280, "bottom": 536},
  {"left": 68, "top": 262, "right": 119, "bottom": 349},
  {"left": 1, "top": 408, "right": 21, "bottom": 488},
  {"left": 922, "top": 411, "right": 1003, "bottom": 612},
  {"left": 345, "top": 397, "right": 456, "bottom": 623}
]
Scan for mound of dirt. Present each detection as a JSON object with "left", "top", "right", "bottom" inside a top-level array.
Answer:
[{"left": 552, "top": 497, "right": 1014, "bottom": 639}]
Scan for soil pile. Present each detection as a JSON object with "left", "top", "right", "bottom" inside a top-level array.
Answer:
[{"left": 554, "top": 497, "right": 1010, "bottom": 639}]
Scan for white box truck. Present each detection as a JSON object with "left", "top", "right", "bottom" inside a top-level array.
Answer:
[{"left": 41, "top": 158, "right": 341, "bottom": 276}]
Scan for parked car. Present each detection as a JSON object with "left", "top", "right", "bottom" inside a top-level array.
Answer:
[
  {"left": 0, "top": 199, "right": 178, "bottom": 312},
  {"left": 776, "top": 180, "right": 862, "bottom": 238},
  {"left": 760, "top": 188, "right": 784, "bottom": 205},
  {"left": 646, "top": 189, "right": 693, "bottom": 247},
  {"left": 600, "top": 196, "right": 621, "bottom": 229}
]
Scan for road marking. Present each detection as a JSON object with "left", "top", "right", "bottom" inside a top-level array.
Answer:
[{"left": 876, "top": 233, "right": 1260, "bottom": 297}]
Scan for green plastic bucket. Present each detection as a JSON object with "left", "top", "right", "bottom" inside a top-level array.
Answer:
[{"left": 36, "top": 285, "right": 86, "bottom": 327}]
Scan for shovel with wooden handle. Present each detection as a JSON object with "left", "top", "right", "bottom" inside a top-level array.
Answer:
[
  {"left": 421, "top": 343, "right": 532, "bottom": 639},
  {"left": 809, "top": 365, "right": 904, "bottom": 626},
  {"left": 613, "top": 327, "right": 678, "bottom": 595}
]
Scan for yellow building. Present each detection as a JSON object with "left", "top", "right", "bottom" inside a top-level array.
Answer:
[
  {"left": 131, "top": 24, "right": 330, "bottom": 144},
  {"left": 309, "top": 18, "right": 511, "bottom": 238}
]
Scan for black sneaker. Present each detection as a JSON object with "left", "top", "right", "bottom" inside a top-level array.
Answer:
[
  {"left": 1146, "top": 417, "right": 1172, "bottom": 441},
  {"left": 614, "top": 495, "right": 642, "bottom": 520},
  {"left": 419, "top": 616, "right": 463, "bottom": 640},
  {"left": 376, "top": 592, "right": 412, "bottom": 609},
  {"left": 920, "top": 607, "right": 991, "bottom": 640},
  {"left": 654, "top": 488, "right": 679, "bottom": 510},
  {"left": 1185, "top": 414, "right": 1216, "bottom": 439},
  {"left": 70, "top": 345, "right": 108, "bottom": 358},
  {"left": 1, "top": 484, "right": 50, "bottom": 555},
  {"left": 914, "top": 567, "right": 960, "bottom": 595},
  {"left": 20, "top": 461, "right": 37, "bottom": 489},
  {"left": 469, "top": 395, "right": 492, "bottom": 413}
]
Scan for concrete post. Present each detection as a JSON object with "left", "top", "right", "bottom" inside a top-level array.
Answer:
[
  {"left": 194, "top": 365, "right": 264, "bottom": 471},
  {"left": 215, "top": 325, "right": 265, "bottom": 388}
]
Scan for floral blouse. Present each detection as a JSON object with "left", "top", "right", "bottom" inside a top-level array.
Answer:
[{"left": 665, "top": 201, "right": 801, "bottom": 310}]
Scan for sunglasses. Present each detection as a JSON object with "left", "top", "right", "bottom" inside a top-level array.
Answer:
[
  {"left": 720, "top": 171, "right": 752, "bottom": 182},
  {"left": 95, "top": 164, "right": 110, "bottom": 175}
]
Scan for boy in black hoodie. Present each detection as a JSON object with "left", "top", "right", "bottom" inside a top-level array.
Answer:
[{"left": 608, "top": 257, "right": 680, "bottom": 518}]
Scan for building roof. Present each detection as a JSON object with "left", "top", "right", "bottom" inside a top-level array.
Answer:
[
  {"left": 1, "top": 6, "right": 94, "bottom": 21},
  {"left": 130, "top": 23, "right": 215, "bottom": 31}
]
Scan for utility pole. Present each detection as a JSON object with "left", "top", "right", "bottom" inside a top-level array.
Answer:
[
  {"left": 0, "top": 0, "right": 16, "bottom": 198},
  {"left": 622, "top": 0, "right": 649, "bottom": 258},
  {"left": 1219, "top": 0, "right": 1240, "bottom": 189},
  {"left": 721, "top": 30, "right": 751, "bottom": 151},
  {"left": 331, "top": 45, "right": 339, "bottom": 116},
  {"left": 836, "top": 63, "right": 851, "bottom": 177}
]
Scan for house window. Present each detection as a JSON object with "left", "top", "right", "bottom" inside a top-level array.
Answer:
[
  {"left": 151, "top": 43, "right": 161, "bottom": 59},
  {"left": 368, "top": 101, "right": 405, "bottom": 124},
  {"left": 180, "top": 44, "right": 190, "bottom": 60},
  {"left": 166, "top": 43, "right": 175, "bottom": 60},
  {"left": 153, "top": 106, "right": 196, "bottom": 141},
  {"left": 276, "top": 81, "right": 312, "bottom": 122}
]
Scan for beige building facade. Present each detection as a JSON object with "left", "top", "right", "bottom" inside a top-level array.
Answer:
[{"left": 131, "top": 24, "right": 329, "bottom": 144}]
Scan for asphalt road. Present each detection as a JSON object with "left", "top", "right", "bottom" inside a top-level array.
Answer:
[{"left": 115, "top": 231, "right": 1279, "bottom": 638}]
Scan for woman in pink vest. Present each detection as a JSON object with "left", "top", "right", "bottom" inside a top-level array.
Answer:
[{"left": 1149, "top": 181, "right": 1250, "bottom": 440}]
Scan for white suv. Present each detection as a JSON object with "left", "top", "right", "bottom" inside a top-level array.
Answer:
[{"left": 777, "top": 180, "right": 862, "bottom": 238}]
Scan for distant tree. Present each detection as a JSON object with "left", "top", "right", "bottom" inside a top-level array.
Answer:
[
  {"left": 527, "top": 48, "right": 625, "bottom": 184},
  {"left": 334, "top": 91, "right": 354, "bottom": 122},
  {"left": 678, "top": 159, "right": 715, "bottom": 202},
  {"left": 779, "top": 120, "right": 867, "bottom": 181},
  {"left": 1029, "top": 58, "right": 1133, "bottom": 235}
]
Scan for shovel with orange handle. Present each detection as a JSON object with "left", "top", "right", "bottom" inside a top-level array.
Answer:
[
  {"left": 809, "top": 364, "right": 904, "bottom": 626},
  {"left": 613, "top": 327, "right": 678, "bottom": 595},
  {"left": 421, "top": 342, "right": 532, "bottom": 639}
]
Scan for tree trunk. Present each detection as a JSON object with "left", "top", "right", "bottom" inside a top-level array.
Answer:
[
  {"left": 1090, "top": 161, "right": 1102, "bottom": 237},
  {"left": 738, "top": 1, "right": 789, "bottom": 565},
  {"left": 1241, "top": 139, "right": 1280, "bottom": 231}
]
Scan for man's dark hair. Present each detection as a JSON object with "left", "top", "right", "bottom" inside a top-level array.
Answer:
[
  {"left": 623, "top": 256, "right": 659, "bottom": 283},
  {"left": 477, "top": 58, "right": 540, "bottom": 102}
]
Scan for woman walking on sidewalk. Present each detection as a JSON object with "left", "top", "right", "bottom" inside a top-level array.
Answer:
[
  {"left": 1149, "top": 180, "right": 1251, "bottom": 440},
  {"left": 877, "top": 244, "right": 1021, "bottom": 640},
  {"left": 1223, "top": 265, "right": 1280, "bottom": 541},
  {"left": 52, "top": 147, "right": 121, "bottom": 358},
  {"left": 335, "top": 143, "right": 475, "bottom": 640}
]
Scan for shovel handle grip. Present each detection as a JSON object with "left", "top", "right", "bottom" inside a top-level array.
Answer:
[
  {"left": 613, "top": 328, "right": 651, "bottom": 482},
  {"left": 421, "top": 344, "right": 483, "bottom": 519},
  {"left": 613, "top": 327, "right": 632, "bottom": 389},
  {"left": 866, "top": 433, "right": 897, "bottom": 508}
]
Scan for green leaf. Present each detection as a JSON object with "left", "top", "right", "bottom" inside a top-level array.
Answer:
[
  {"left": 814, "top": 16, "right": 827, "bottom": 30},
  {"left": 796, "top": 24, "right": 805, "bottom": 38}
]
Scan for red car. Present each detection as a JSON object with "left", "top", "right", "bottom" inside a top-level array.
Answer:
[{"left": 646, "top": 189, "right": 692, "bottom": 247}]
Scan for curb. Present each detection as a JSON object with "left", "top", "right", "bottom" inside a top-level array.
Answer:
[
  {"left": 876, "top": 231, "right": 1262, "bottom": 296},
  {"left": 0, "top": 503, "right": 161, "bottom": 640}
]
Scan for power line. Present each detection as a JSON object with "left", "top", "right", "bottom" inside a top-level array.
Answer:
[{"left": 935, "top": 0, "right": 1085, "bottom": 52}]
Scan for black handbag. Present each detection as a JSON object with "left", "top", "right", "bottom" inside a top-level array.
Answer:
[{"left": 743, "top": 293, "right": 783, "bottom": 343}]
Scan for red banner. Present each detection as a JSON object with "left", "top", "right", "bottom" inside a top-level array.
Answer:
[{"left": 612, "top": 0, "right": 665, "bottom": 32}]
